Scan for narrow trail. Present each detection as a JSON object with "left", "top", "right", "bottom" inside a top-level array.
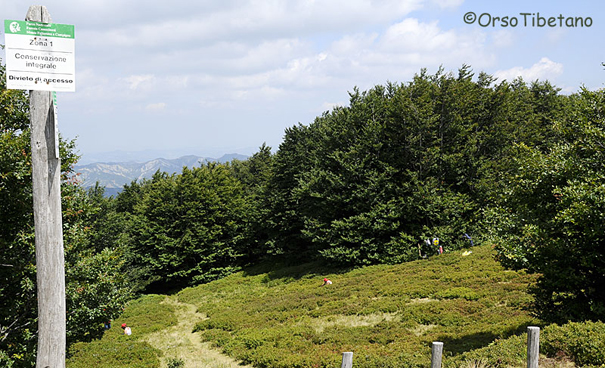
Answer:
[{"left": 144, "top": 296, "right": 253, "bottom": 368}]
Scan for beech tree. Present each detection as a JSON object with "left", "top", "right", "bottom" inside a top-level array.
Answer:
[
  {"left": 1, "top": 55, "right": 131, "bottom": 368},
  {"left": 261, "top": 68, "right": 566, "bottom": 266},
  {"left": 491, "top": 88, "right": 605, "bottom": 322},
  {"left": 126, "top": 164, "right": 249, "bottom": 289}
]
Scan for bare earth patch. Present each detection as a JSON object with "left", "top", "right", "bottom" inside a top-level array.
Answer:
[{"left": 306, "top": 312, "right": 399, "bottom": 333}]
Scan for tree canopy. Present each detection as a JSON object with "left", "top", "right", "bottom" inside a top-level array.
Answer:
[{"left": 490, "top": 88, "right": 605, "bottom": 322}]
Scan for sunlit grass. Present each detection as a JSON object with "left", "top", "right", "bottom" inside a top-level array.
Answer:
[
  {"left": 182, "top": 245, "right": 541, "bottom": 368},
  {"left": 69, "top": 245, "right": 586, "bottom": 368}
]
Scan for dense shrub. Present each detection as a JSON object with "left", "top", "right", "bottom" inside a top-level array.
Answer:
[
  {"left": 542, "top": 321, "right": 605, "bottom": 367},
  {"left": 66, "top": 294, "right": 174, "bottom": 368},
  {"left": 66, "top": 339, "right": 160, "bottom": 368},
  {"left": 448, "top": 334, "right": 527, "bottom": 368}
]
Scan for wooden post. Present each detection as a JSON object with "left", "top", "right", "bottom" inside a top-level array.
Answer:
[
  {"left": 341, "top": 352, "right": 353, "bottom": 368},
  {"left": 27, "top": 5, "right": 67, "bottom": 368},
  {"left": 527, "top": 326, "right": 540, "bottom": 368},
  {"left": 431, "top": 342, "right": 444, "bottom": 368}
]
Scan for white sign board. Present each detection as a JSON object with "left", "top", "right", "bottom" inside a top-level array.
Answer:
[{"left": 4, "top": 20, "right": 75, "bottom": 92}]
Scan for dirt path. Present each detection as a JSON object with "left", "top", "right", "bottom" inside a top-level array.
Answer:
[{"left": 144, "top": 296, "right": 253, "bottom": 368}]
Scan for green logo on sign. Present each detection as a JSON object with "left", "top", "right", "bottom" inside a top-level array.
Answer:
[{"left": 9, "top": 21, "right": 21, "bottom": 33}]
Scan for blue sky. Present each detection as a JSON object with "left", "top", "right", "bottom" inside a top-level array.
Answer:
[{"left": 1, "top": 0, "right": 603, "bottom": 163}]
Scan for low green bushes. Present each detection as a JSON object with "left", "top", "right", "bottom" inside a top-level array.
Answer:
[
  {"left": 184, "top": 246, "right": 539, "bottom": 368},
  {"left": 68, "top": 246, "right": 605, "bottom": 368},
  {"left": 542, "top": 321, "right": 605, "bottom": 367},
  {"left": 66, "top": 339, "right": 160, "bottom": 368},
  {"left": 448, "top": 334, "right": 528, "bottom": 368},
  {"left": 67, "top": 294, "right": 175, "bottom": 368}
]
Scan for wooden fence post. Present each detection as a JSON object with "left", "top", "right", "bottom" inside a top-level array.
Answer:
[
  {"left": 432, "top": 342, "right": 444, "bottom": 368},
  {"left": 341, "top": 352, "right": 353, "bottom": 368},
  {"left": 26, "top": 5, "right": 67, "bottom": 368},
  {"left": 527, "top": 326, "right": 540, "bottom": 368}
]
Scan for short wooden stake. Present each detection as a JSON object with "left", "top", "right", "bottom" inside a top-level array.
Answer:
[
  {"left": 432, "top": 342, "right": 444, "bottom": 368},
  {"left": 527, "top": 326, "right": 540, "bottom": 368},
  {"left": 341, "top": 352, "right": 353, "bottom": 368}
]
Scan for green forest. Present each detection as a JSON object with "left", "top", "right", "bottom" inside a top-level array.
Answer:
[{"left": 2, "top": 56, "right": 605, "bottom": 368}]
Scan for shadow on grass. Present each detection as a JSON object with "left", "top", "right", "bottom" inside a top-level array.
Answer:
[
  {"left": 437, "top": 324, "right": 529, "bottom": 356},
  {"left": 242, "top": 256, "right": 352, "bottom": 283},
  {"left": 438, "top": 331, "right": 500, "bottom": 355}
]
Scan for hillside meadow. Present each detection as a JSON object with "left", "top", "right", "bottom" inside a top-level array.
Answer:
[{"left": 68, "top": 245, "right": 555, "bottom": 368}]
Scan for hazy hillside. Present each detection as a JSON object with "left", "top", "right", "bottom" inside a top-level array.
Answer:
[{"left": 74, "top": 154, "right": 248, "bottom": 193}]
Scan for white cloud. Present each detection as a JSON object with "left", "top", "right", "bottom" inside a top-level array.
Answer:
[
  {"left": 491, "top": 30, "right": 514, "bottom": 48},
  {"left": 330, "top": 33, "right": 379, "bottom": 55},
  {"left": 68, "top": 2, "right": 494, "bottom": 106},
  {"left": 145, "top": 102, "right": 167, "bottom": 111},
  {"left": 4, "top": 0, "right": 592, "bottom": 159},
  {"left": 123, "top": 75, "right": 156, "bottom": 90},
  {"left": 78, "top": 0, "right": 426, "bottom": 49},
  {"left": 307, "top": 18, "right": 495, "bottom": 86},
  {"left": 494, "top": 58, "right": 564, "bottom": 83},
  {"left": 380, "top": 19, "right": 456, "bottom": 52},
  {"left": 320, "top": 102, "right": 345, "bottom": 112},
  {"left": 430, "top": 0, "right": 465, "bottom": 9}
]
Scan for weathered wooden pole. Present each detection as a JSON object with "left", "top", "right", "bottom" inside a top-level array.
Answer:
[
  {"left": 341, "top": 352, "right": 353, "bottom": 368},
  {"left": 527, "top": 326, "right": 540, "bottom": 368},
  {"left": 431, "top": 342, "right": 444, "bottom": 368},
  {"left": 27, "top": 5, "right": 67, "bottom": 368}
]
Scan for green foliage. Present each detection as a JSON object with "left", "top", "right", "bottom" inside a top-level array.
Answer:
[
  {"left": 61, "top": 180, "right": 134, "bottom": 345},
  {"left": 490, "top": 88, "right": 605, "bottom": 322},
  {"left": 181, "top": 246, "right": 539, "bottom": 368},
  {"left": 125, "top": 163, "right": 249, "bottom": 290},
  {"left": 0, "top": 56, "right": 36, "bottom": 367},
  {"left": 4, "top": 56, "right": 602, "bottom": 366},
  {"left": 65, "top": 245, "right": 131, "bottom": 344},
  {"left": 69, "top": 247, "right": 605, "bottom": 368},
  {"left": 264, "top": 68, "right": 566, "bottom": 267},
  {"left": 1, "top": 55, "right": 132, "bottom": 367},
  {"left": 118, "top": 295, "right": 178, "bottom": 335},
  {"left": 542, "top": 321, "right": 605, "bottom": 367},
  {"left": 66, "top": 294, "right": 174, "bottom": 368},
  {"left": 166, "top": 357, "right": 184, "bottom": 368},
  {"left": 66, "top": 339, "right": 160, "bottom": 368},
  {"left": 227, "top": 143, "right": 274, "bottom": 263},
  {"left": 447, "top": 334, "right": 528, "bottom": 368}
]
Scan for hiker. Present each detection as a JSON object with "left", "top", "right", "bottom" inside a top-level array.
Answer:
[
  {"left": 433, "top": 238, "right": 443, "bottom": 254},
  {"left": 104, "top": 321, "right": 111, "bottom": 330},
  {"left": 321, "top": 278, "right": 332, "bottom": 286},
  {"left": 418, "top": 241, "right": 430, "bottom": 258},
  {"left": 417, "top": 242, "right": 425, "bottom": 258},
  {"left": 464, "top": 233, "right": 474, "bottom": 247},
  {"left": 121, "top": 323, "right": 132, "bottom": 335},
  {"left": 425, "top": 239, "right": 432, "bottom": 252}
]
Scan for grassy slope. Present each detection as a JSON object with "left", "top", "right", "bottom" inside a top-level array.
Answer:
[
  {"left": 180, "top": 245, "right": 539, "bottom": 368},
  {"left": 68, "top": 245, "right": 542, "bottom": 368}
]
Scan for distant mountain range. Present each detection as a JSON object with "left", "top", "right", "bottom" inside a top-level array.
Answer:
[{"left": 74, "top": 154, "right": 248, "bottom": 196}]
